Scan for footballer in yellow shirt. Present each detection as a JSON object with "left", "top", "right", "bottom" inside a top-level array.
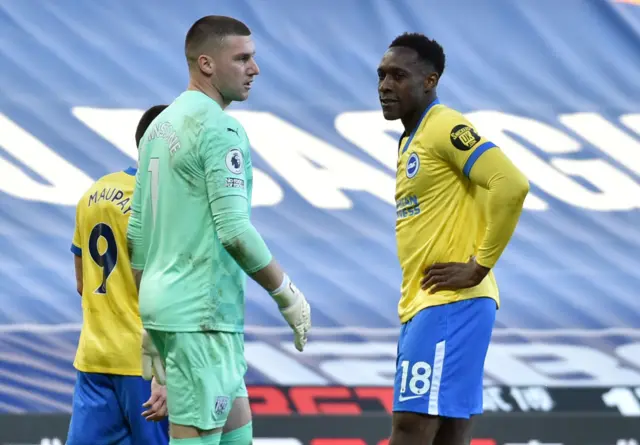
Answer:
[
  {"left": 378, "top": 33, "right": 529, "bottom": 445},
  {"left": 66, "top": 105, "right": 169, "bottom": 445}
]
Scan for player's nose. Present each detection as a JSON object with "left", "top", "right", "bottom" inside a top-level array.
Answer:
[
  {"left": 248, "top": 59, "right": 260, "bottom": 76},
  {"left": 378, "top": 76, "right": 392, "bottom": 93}
]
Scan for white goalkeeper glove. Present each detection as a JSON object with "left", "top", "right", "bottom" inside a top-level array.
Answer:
[
  {"left": 141, "top": 329, "right": 166, "bottom": 385},
  {"left": 269, "top": 274, "right": 311, "bottom": 352}
]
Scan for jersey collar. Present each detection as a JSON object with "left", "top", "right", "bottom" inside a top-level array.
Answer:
[
  {"left": 399, "top": 97, "right": 441, "bottom": 155},
  {"left": 123, "top": 166, "right": 137, "bottom": 176}
]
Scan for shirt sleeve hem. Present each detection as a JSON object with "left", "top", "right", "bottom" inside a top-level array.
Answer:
[{"left": 71, "top": 244, "right": 82, "bottom": 257}]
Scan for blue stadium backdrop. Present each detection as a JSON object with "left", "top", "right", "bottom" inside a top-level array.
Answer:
[{"left": 1, "top": 0, "right": 640, "bottom": 416}]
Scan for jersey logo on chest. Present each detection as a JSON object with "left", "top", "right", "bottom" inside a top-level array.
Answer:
[{"left": 406, "top": 152, "right": 420, "bottom": 179}]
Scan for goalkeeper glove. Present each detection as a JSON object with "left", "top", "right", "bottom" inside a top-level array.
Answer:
[
  {"left": 269, "top": 274, "right": 311, "bottom": 352},
  {"left": 141, "top": 329, "right": 166, "bottom": 385}
]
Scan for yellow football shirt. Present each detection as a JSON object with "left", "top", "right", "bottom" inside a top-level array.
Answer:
[
  {"left": 71, "top": 167, "right": 142, "bottom": 375},
  {"left": 396, "top": 99, "right": 527, "bottom": 323}
]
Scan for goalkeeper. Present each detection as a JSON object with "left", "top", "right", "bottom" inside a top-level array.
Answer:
[{"left": 127, "top": 15, "right": 311, "bottom": 445}]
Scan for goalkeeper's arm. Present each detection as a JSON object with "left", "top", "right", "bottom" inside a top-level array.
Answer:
[
  {"left": 210, "top": 195, "right": 287, "bottom": 300},
  {"left": 210, "top": 194, "right": 311, "bottom": 350},
  {"left": 127, "top": 173, "right": 145, "bottom": 292}
]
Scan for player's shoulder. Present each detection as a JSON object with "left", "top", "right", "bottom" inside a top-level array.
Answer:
[
  {"left": 427, "top": 104, "right": 472, "bottom": 132},
  {"left": 176, "top": 91, "right": 226, "bottom": 123},
  {"left": 75, "top": 169, "right": 136, "bottom": 218},
  {"left": 199, "top": 112, "right": 248, "bottom": 156},
  {"left": 165, "top": 91, "right": 220, "bottom": 133},
  {"left": 423, "top": 104, "right": 481, "bottom": 149},
  {"left": 97, "top": 169, "right": 136, "bottom": 188},
  {"left": 172, "top": 92, "right": 247, "bottom": 151},
  {"left": 194, "top": 107, "right": 245, "bottom": 143},
  {"left": 221, "top": 113, "right": 248, "bottom": 146},
  {"left": 79, "top": 170, "right": 134, "bottom": 201},
  {"left": 415, "top": 104, "right": 457, "bottom": 142},
  {"left": 75, "top": 176, "right": 104, "bottom": 210}
]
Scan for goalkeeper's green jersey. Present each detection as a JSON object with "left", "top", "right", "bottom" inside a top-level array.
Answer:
[{"left": 128, "top": 90, "right": 253, "bottom": 333}]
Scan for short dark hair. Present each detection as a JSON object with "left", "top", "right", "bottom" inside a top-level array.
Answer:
[
  {"left": 135, "top": 105, "right": 167, "bottom": 148},
  {"left": 185, "top": 15, "right": 251, "bottom": 67},
  {"left": 389, "top": 33, "right": 446, "bottom": 76}
]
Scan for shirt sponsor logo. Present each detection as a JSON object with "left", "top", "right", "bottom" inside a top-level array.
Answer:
[
  {"left": 225, "top": 177, "right": 245, "bottom": 189},
  {"left": 450, "top": 124, "right": 480, "bottom": 151},
  {"left": 396, "top": 194, "right": 421, "bottom": 218}
]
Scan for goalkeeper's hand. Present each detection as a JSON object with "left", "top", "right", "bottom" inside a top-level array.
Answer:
[
  {"left": 269, "top": 274, "right": 311, "bottom": 352},
  {"left": 141, "top": 329, "right": 166, "bottom": 385}
]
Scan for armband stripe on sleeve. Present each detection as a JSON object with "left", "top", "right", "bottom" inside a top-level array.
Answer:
[
  {"left": 71, "top": 244, "right": 82, "bottom": 256},
  {"left": 463, "top": 142, "right": 496, "bottom": 178}
]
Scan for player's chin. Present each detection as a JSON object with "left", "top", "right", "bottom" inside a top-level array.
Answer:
[
  {"left": 230, "top": 86, "right": 252, "bottom": 102},
  {"left": 232, "top": 91, "right": 250, "bottom": 102},
  {"left": 381, "top": 106, "right": 401, "bottom": 121}
]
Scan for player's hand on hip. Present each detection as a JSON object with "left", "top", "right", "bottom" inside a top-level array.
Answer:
[
  {"left": 421, "top": 257, "right": 490, "bottom": 294},
  {"left": 142, "top": 377, "right": 168, "bottom": 422},
  {"left": 141, "top": 329, "right": 166, "bottom": 385}
]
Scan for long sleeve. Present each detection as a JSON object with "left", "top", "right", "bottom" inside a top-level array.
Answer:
[
  {"left": 466, "top": 148, "right": 529, "bottom": 268},
  {"left": 127, "top": 171, "right": 145, "bottom": 270},
  {"left": 201, "top": 126, "right": 272, "bottom": 274},
  {"left": 209, "top": 195, "right": 273, "bottom": 274},
  {"left": 432, "top": 110, "right": 529, "bottom": 269}
]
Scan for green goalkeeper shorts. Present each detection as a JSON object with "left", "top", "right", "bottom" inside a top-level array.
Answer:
[{"left": 147, "top": 330, "right": 247, "bottom": 430}]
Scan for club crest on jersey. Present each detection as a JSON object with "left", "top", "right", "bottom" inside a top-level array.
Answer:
[
  {"left": 214, "top": 396, "right": 230, "bottom": 415},
  {"left": 406, "top": 152, "right": 420, "bottom": 179},
  {"left": 225, "top": 148, "right": 243, "bottom": 174},
  {"left": 450, "top": 124, "right": 480, "bottom": 151}
]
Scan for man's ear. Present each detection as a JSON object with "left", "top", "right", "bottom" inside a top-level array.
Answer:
[
  {"left": 424, "top": 72, "right": 439, "bottom": 91},
  {"left": 198, "top": 54, "right": 215, "bottom": 75}
]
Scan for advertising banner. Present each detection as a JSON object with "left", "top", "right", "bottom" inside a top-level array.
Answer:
[{"left": 2, "top": 407, "right": 639, "bottom": 445}]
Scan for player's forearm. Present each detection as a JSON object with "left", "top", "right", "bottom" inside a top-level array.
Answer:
[
  {"left": 221, "top": 226, "right": 297, "bottom": 307},
  {"left": 223, "top": 223, "right": 305, "bottom": 309},
  {"left": 211, "top": 196, "right": 277, "bottom": 281},
  {"left": 469, "top": 149, "right": 529, "bottom": 268},
  {"left": 219, "top": 222, "right": 274, "bottom": 276},
  {"left": 212, "top": 195, "right": 299, "bottom": 307},
  {"left": 127, "top": 210, "right": 144, "bottom": 292},
  {"left": 126, "top": 212, "right": 145, "bottom": 270},
  {"left": 222, "top": 231, "right": 296, "bottom": 307},
  {"left": 248, "top": 258, "right": 287, "bottom": 293},
  {"left": 132, "top": 268, "right": 143, "bottom": 293},
  {"left": 73, "top": 255, "right": 83, "bottom": 296}
]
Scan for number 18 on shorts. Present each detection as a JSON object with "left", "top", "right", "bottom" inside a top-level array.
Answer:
[{"left": 392, "top": 298, "right": 496, "bottom": 418}]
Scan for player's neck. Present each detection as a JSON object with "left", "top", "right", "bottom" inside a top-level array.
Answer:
[
  {"left": 187, "top": 78, "right": 230, "bottom": 109},
  {"left": 401, "top": 110, "right": 423, "bottom": 136},
  {"left": 402, "top": 93, "right": 438, "bottom": 135}
]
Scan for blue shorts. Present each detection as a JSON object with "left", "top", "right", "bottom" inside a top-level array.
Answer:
[
  {"left": 393, "top": 297, "right": 496, "bottom": 418},
  {"left": 67, "top": 371, "right": 169, "bottom": 445}
]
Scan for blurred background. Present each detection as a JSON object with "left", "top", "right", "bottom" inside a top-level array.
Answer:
[{"left": 1, "top": 0, "right": 640, "bottom": 443}]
